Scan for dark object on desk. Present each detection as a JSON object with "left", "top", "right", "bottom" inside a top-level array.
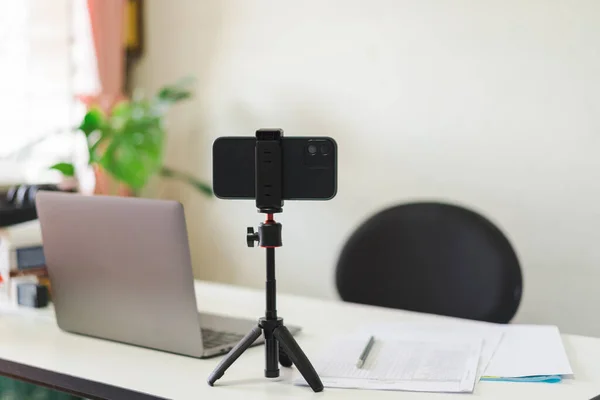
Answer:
[
  {"left": 336, "top": 202, "right": 522, "bottom": 323},
  {"left": 0, "top": 184, "right": 62, "bottom": 227},
  {"left": 213, "top": 135, "right": 337, "bottom": 200},
  {"left": 0, "top": 206, "right": 37, "bottom": 228},
  {"left": 17, "top": 283, "right": 49, "bottom": 308}
]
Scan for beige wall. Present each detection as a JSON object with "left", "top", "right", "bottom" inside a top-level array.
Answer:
[{"left": 133, "top": 0, "right": 600, "bottom": 336}]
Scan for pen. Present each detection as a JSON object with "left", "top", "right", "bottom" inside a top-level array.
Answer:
[{"left": 356, "top": 335, "right": 375, "bottom": 368}]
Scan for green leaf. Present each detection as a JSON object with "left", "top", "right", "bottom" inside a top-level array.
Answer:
[
  {"left": 110, "top": 100, "right": 130, "bottom": 118},
  {"left": 156, "top": 77, "right": 194, "bottom": 105},
  {"left": 99, "top": 121, "right": 165, "bottom": 190},
  {"left": 157, "top": 87, "right": 192, "bottom": 103},
  {"left": 87, "top": 133, "right": 107, "bottom": 165},
  {"left": 49, "top": 162, "right": 75, "bottom": 177},
  {"left": 100, "top": 137, "right": 146, "bottom": 189},
  {"left": 79, "top": 107, "right": 105, "bottom": 136},
  {"left": 108, "top": 101, "right": 132, "bottom": 131}
]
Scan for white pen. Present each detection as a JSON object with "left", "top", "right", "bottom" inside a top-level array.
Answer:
[{"left": 356, "top": 336, "right": 375, "bottom": 368}]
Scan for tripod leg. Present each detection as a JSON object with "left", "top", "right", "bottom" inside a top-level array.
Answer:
[
  {"left": 264, "top": 333, "right": 280, "bottom": 377},
  {"left": 273, "top": 326, "right": 324, "bottom": 392},
  {"left": 208, "top": 326, "right": 262, "bottom": 387},
  {"left": 279, "top": 344, "right": 293, "bottom": 367}
]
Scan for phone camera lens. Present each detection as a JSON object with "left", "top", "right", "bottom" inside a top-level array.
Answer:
[
  {"left": 307, "top": 144, "right": 318, "bottom": 155},
  {"left": 320, "top": 144, "right": 330, "bottom": 155}
]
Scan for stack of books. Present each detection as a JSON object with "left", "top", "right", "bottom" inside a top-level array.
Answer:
[{"left": 0, "top": 220, "right": 49, "bottom": 305}]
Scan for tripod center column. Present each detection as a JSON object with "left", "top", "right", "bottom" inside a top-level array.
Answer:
[
  {"left": 259, "top": 216, "right": 282, "bottom": 320},
  {"left": 266, "top": 247, "right": 277, "bottom": 319}
]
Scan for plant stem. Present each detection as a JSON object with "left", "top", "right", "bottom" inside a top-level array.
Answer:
[{"left": 159, "top": 166, "right": 213, "bottom": 197}]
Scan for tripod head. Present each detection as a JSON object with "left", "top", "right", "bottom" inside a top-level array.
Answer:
[{"left": 247, "top": 216, "right": 282, "bottom": 248}]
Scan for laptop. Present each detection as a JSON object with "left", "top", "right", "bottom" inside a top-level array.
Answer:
[{"left": 35, "top": 191, "right": 298, "bottom": 358}]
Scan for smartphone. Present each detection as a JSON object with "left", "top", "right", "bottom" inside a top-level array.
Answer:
[{"left": 213, "top": 136, "right": 337, "bottom": 200}]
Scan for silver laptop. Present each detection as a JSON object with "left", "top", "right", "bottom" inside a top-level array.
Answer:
[{"left": 36, "top": 191, "right": 298, "bottom": 358}]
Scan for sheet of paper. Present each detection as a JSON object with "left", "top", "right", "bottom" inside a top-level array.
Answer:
[
  {"left": 483, "top": 325, "right": 573, "bottom": 378},
  {"left": 365, "top": 320, "right": 504, "bottom": 380},
  {"left": 296, "top": 335, "right": 482, "bottom": 392}
]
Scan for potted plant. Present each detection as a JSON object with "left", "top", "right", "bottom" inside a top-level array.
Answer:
[{"left": 50, "top": 78, "right": 212, "bottom": 197}]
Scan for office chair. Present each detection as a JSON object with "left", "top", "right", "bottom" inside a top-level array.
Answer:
[{"left": 335, "top": 202, "right": 522, "bottom": 323}]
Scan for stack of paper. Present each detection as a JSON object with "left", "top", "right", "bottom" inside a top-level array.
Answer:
[
  {"left": 367, "top": 321, "right": 504, "bottom": 380},
  {"left": 482, "top": 325, "right": 573, "bottom": 382},
  {"left": 296, "top": 330, "right": 484, "bottom": 393},
  {"left": 296, "top": 321, "right": 573, "bottom": 393}
]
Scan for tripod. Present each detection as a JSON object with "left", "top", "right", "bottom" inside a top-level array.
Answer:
[{"left": 207, "top": 129, "right": 324, "bottom": 392}]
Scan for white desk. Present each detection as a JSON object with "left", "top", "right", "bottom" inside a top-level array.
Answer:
[{"left": 0, "top": 281, "right": 599, "bottom": 399}]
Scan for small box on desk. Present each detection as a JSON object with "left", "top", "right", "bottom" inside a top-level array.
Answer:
[
  {"left": 17, "top": 283, "right": 49, "bottom": 308},
  {"left": 0, "top": 220, "right": 49, "bottom": 305},
  {"left": 0, "top": 220, "right": 44, "bottom": 274}
]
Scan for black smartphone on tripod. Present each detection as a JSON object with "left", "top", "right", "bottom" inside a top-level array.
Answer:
[
  {"left": 209, "top": 130, "right": 328, "bottom": 392},
  {"left": 213, "top": 136, "right": 337, "bottom": 200}
]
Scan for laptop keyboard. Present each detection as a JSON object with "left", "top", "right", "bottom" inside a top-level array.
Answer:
[{"left": 201, "top": 328, "right": 245, "bottom": 349}]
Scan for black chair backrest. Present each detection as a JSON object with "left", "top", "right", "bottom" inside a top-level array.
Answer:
[{"left": 336, "top": 202, "right": 522, "bottom": 323}]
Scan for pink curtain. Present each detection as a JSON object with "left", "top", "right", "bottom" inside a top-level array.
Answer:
[
  {"left": 82, "top": 0, "right": 126, "bottom": 114},
  {"left": 82, "top": 0, "right": 130, "bottom": 196}
]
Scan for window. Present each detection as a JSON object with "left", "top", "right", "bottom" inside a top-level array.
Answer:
[{"left": 0, "top": 0, "right": 98, "bottom": 183}]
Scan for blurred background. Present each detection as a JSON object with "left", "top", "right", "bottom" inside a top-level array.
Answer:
[{"left": 2, "top": 0, "right": 600, "bottom": 337}]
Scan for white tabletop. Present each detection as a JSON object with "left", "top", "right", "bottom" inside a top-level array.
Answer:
[{"left": 0, "top": 281, "right": 599, "bottom": 399}]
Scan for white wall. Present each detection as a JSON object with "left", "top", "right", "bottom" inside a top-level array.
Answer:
[{"left": 133, "top": 0, "right": 600, "bottom": 336}]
